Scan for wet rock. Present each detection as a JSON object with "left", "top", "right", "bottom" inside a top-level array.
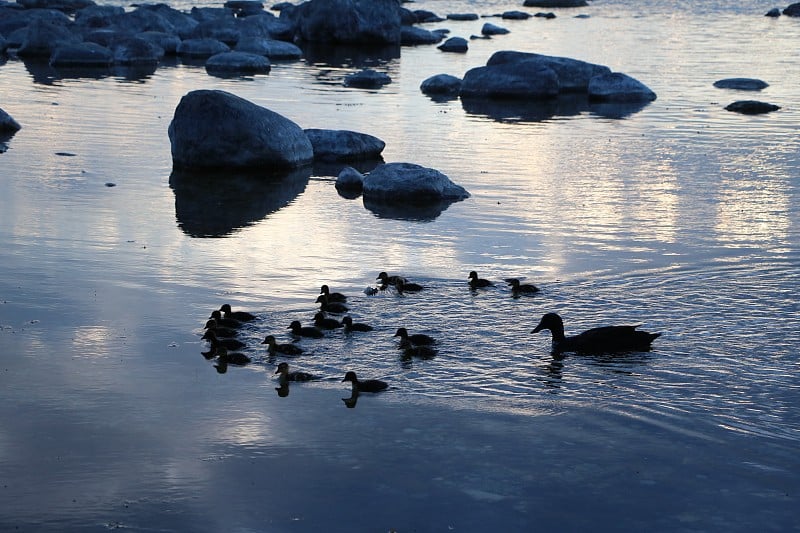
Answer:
[
  {"left": 587, "top": 72, "right": 657, "bottom": 102},
  {"left": 438, "top": 36, "right": 468, "bottom": 53},
  {"left": 724, "top": 100, "right": 780, "bottom": 114},
  {"left": 446, "top": 13, "right": 478, "bottom": 21},
  {"left": 362, "top": 162, "right": 470, "bottom": 202},
  {"left": 205, "top": 51, "right": 271, "bottom": 74},
  {"left": 335, "top": 166, "right": 364, "bottom": 194},
  {"left": 49, "top": 41, "right": 113, "bottom": 67},
  {"left": 412, "top": 9, "right": 443, "bottom": 23},
  {"left": 523, "top": 0, "right": 587, "bottom": 6},
  {"left": 343, "top": 68, "right": 391, "bottom": 88},
  {"left": 713, "top": 78, "right": 769, "bottom": 91},
  {"left": 224, "top": 0, "right": 265, "bottom": 17},
  {"left": 176, "top": 37, "right": 230, "bottom": 58},
  {"left": 74, "top": 4, "right": 125, "bottom": 28},
  {"left": 113, "top": 36, "right": 164, "bottom": 64},
  {"left": 293, "top": 0, "right": 403, "bottom": 45},
  {"left": 420, "top": 73, "right": 462, "bottom": 96},
  {"left": 501, "top": 11, "right": 531, "bottom": 20},
  {"left": 487, "top": 51, "right": 611, "bottom": 92},
  {"left": 304, "top": 129, "right": 385, "bottom": 162},
  {"left": 136, "top": 31, "right": 181, "bottom": 55},
  {"left": 481, "top": 23, "right": 509, "bottom": 35},
  {"left": 0, "top": 107, "right": 21, "bottom": 132},
  {"left": 460, "top": 59, "right": 559, "bottom": 99},
  {"left": 16, "top": 18, "right": 80, "bottom": 58},
  {"left": 122, "top": 5, "right": 198, "bottom": 38},
  {"left": 783, "top": 3, "right": 800, "bottom": 16},
  {"left": 235, "top": 36, "right": 302, "bottom": 59},
  {"left": 168, "top": 89, "right": 313, "bottom": 170},
  {"left": 17, "top": 0, "right": 95, "bottom": 14},
  {"left": 534, "top": 12, "right": 556, "bottom": 19},
  {"left": 400, "top": 25, "right": 444, "bottom": 45},
  {"left": 765, "top": 7, "right": 781, "bottom": 17}
]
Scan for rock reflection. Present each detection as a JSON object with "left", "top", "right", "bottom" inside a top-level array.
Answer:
[
  {"left": 362, "top": 196, "right": 460, "bottom": 222},
  {"left": 0, "top": 132, "right": 15, "bottom": 154},
  {"left": 462, "top": 94, "right": 652, "bottom": 122},
  {"left": 169, "top": 165, "right": 311, "bottom": 237},
  {"left": 301, "top": 42, "right": 400, "bottom": 68},
  {"left": 24, "top": 59, "right": 110, "bottom": 85}
]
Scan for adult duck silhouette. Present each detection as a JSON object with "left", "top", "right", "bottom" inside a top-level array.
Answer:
[{"left": 531, "top": 312, "right": 661, "bottom": 354}]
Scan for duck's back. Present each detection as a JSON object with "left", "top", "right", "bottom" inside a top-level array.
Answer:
[{"left": 564, "top": 325, "right": 660, "bottom": 352}]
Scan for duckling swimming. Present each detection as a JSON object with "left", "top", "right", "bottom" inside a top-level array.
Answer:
[
  {"left": 341, "top": 316, "right": 373, "bottom": 332},
  {"left": 316, "top": 294, "right": 348, "bottom": 314},
  {"left": 320, "top": 284, "right": 347, "bottom": 303},
  {"left": 402, "top": 345, "right": 438, "bottom": 359},
  {"left": 204, "top": 318, "right": 238, "bottom": 338},
  {"left": 376, "top": 271, "right": 407, "bottom": 286},
  {"left": 219, "top": 304, "right": 257, "bottom": 322},
  {"left": 468, "top": 270, "right": 493, "bottom": 288},
  {"left": 393, "top": 327, "right": 436, "bottom": 346},
  {"left": 507, "top": 278, "right": 539, "bottom": 296},
  {"left": 314, "top": 311, "right": 343, "bottom": 330},
  {"left": 275, "top": 362, "right": 317, "bottom": 383},
  {"left": 202, "top": 329, "right": 246, "bottom": 350},
  {"left": 261, "top": 334, "right": 304, "bottom": 355},
  {"left": 215, "top": 346, "right": 251, "bottom": 365},
  {"left": 208, "top": 310, "right": 243, "bottom": 329},
  {"left": 395, "top": 278, "right": 423, "bottom": 295},
  {"left": 531, "top": 312, "right": 661, "bottom": 354},
  {"left": 342, "top": 371, "right": 388, "bottom": 393},
  {"left": 288, "top": 320, "right": 324, "bottom": 339}
]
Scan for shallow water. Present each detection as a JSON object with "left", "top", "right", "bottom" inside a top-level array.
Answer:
[{"left": 1, "top": 0, "right": 799, "bottom": 531}]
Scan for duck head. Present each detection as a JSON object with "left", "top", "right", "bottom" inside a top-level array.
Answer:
[
  {"left": 342, "top": 371, "right": 358, "bottom": 383},
  {"left": 261, "top": 335, "right": 276, "bottom": 346},
  {"left": 531, "top": 313, "right": 565, "bottom": 335},
  {"left": 275, "top": 362, "right": 289, "bottom": 375}
]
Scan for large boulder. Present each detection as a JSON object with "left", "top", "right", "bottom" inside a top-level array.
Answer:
[
  {"left": 49, "top": 41, "right": 113, "bottom": 67},
  {"left": 176, "top": 37, "right": 230, "bottom": 57},
  {"left": 460, "top": 60, "right": 559, "bottom": 99},
  {"left": 487, "top": 51, "right": 611, "bottom": 92},
  {"left": 304, "top": 129, "right": 385, "bottom": 162},
  {"left": 293, "top": 0, "right": 402, "bottom": 44},
  {"left": 16, "top": 18, "right": 80, "bottom": 57},
  {"left": 783, "top": 3, "right": 800, "bottom": 16},
  {"left": 168, "top": 89, "right": 313, "bottom": 170},
  {"left": 235, "top": 36, "right": 302, "bottom": 58},
  {"left": 587, "top": 72, "right": 657, "bottom": 102},
  {"left": 362, "top": 162, "right": 470, "bottom": 202}
]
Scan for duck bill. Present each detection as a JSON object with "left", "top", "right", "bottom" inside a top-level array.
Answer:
[{"left": 531, "top": 324, "right": 544, "bottom": 333}]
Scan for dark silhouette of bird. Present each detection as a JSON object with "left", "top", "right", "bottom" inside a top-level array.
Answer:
[
  {"left": 376, "top": 271, "right": 407, "bottom": 286},
  {"left": 507, "top": 278, "right": 539, "bottom": 296},
  {"left": 531, "top": 312, "right": 661, "bottom": 354},
  {"left": 320, "top": 284, "right": 347, "bottom": 303},
  {"left": 288, "top": 320, "right": 324, "bottom": 339},
  {"left": 314, "top": 311, "right": 343, "bottom": 330},
  {"left": 208, "top": 310, "right": 243, "bottom": 329},
  {"left": 202, "top": 329, "right": 246, "bottom": 350},
  {"left": 219, "top": 304, "right": 257, "bottom": 322},
  {"left": 204, "top": 318, "right": 238, "bottom": 338},
  {"left": 261, "top": 335, "right": 304, "bottom": 355},
  {"left": 316, "top": 294, "right": 348, "bottom": 314},
  {"left": 394, "top": 327, "right": 436, "bottom": 346},
  {"left": 468, "top": 271, "right": 493, "bottom": 288},
  {"left": 342, "top": 371, "right": 388, "bottom": 393},
  {"left": 341, "top": 316, "right": 373, "bottom": 332},
  {"left": 275, "top": 362, "right": 317, "bottom": 383},
  {"left": 395, "top": 279, "right": 423, "bottom": 295},
  {"left": 215, "top": 346, "right": 251, "bottom": 365}
]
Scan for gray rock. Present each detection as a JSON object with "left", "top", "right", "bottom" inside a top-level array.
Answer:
[
  {"left": 487, "top": 51, "right": 611, "bottom": 92},
  {"left": 724, "top": 100, "right": 780, "bottom": 114},
  {"left": 783, "top": 3, "right": 800, "bottom": 16},
  {"left": 523, "top": 0, "right": 587, "bottom": 6},
  {"left": 362, "top": 162, "right": 470, "bottom": 203},
  {"left": 49, "top": 41, "right": 113, "bottom": 67},
  {"left": 113, "top": 36, "right": 164, "bottom": 64},
  {"left": 587, "top": 72, "right": 657, "bottom": 102},
  {"left": 16, "top": 18, "right": 80, "bottom": 58},
  {"left": 304, "top": 128, "right": 385, "bottom": 162},
  {"left": 205, "top": 51, "right": 271, "bottom": 74},
  {"left": 713, "top": 78, "right": 769, "bottom": 91},
  {"left": 534, "top": 12, "right": 556, "bottom": 18},
  {"left": 168, "top": 89, "right": 313, "bottom": 170},
  {"left": 446, "top": 13, "right": 478, "bottom": 21},
  {"left": 481, "top": 23, "right": 509, "bottom": 35},
  {"left": 294, "top": 0, "right": 402, "bottom": 45},
  {"left": 136, "top": 31, "right": 182, "bottom": 55},
  {"left": 460, "top": 61, "right": 559, "bottom": 99},
  {"left": 335, "top": 166, "right": 365, "bottom": 193},
  {"left": 236, "top": 36, "right": 302, "bottom": 58},
  {"left": 343, "top": 68, "right": 391, "bottom": 88},
  {"left": 0, "top": 107, "right": 22, "bottom": 132},
  {"left": 438, "top": 36, "right": 468, "bottom": 53},
  {"left": 74, "top": 5, "right": 125, "bottom": 28},
  {"left": 420, "top": 73, "right": 462, "bottom": 95},
  {"left": 765, "top": 7, "right": 781, "bottom": 17},
  {"left": 177, "top": 37, "right": 230, "bottom": 57},
  {"left": 17, "top": 0, "right": 95, "bottom": 14},
  {"left": 412, "top": 9, "right": 443, "bottom": 23},
  {"left": 502, "top": 11, "right": 531, "bottom": 20},
  {"left": 400, "top": 25, "right": 444, "bottom": 45}
]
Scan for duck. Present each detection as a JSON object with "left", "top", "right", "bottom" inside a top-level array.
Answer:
[
  {"left": 215, "top": 346, "right": 251, "bottom": 366},
  {"left": 219, "top": 303, "right": 257, "bottom": 322},
  {"left": 208, "top": 310, "right": 243, "bottom": 329},
  {"left": 531, "top": 312, "right": 661, "bottom": 354},
  {"left": 261, "top": 334, "right": 304, "bottom": 355},
  {"left": 316, "top": 294, "right": 348, "bottom": 314},
  {"left": 376, "top": 271, "right": 407, "bottom": 286},
  {"left": 507, "top": 278, "right": 539, "bottom": 296},
  {"left": 320, "top": 284, "right": 347, "bottom": 303},
  {"left": 393, "top": 327, "right": 436, "bottom": 346},
  {"left": 341, "top": 316, "right": 373, "bottom": 332},
  {"left": 342, "top": 371, "right": 388, "bottom": 393},
  {"left": 204, "top": 318, "right": 238, "bottom": 338},
  {"left": 288, "top": 320, "right": 324, "bottom": 339},
  {"left": 274, "top": 362, "right": 317, "bottom": 383},
  {"left": 395, "top": 278, "right": 423, "bottom": 294},
  {"left": 202, "top": 329, "right": 246, "bottom": 350},
  {"left": 468, "top": 270, "right": 493, "bottom": 288},
  {"left": 314, "top": 311, "right": 343, "bottom": 330}
]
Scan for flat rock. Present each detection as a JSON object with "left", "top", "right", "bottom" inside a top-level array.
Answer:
[
  {"left": 304, "top": 129, "right": 385, "bottom": 162},
  {"left": 420, "top": 73, "right": 462, "bottom": 95},
  {"left": 344, "top": 68, "right": 391, "bottom": 88},
  {"left": 176, "top": 37, "right": 230, "bottom": 57},
  {"left": 362, "top": 162, "right": 470, "bottom": 202},
  {"left": 587, "top": 72, "right": 657, "bottom": 102},
  {"left": 713, "top": 78, "right": 769, "bottom": 91},
  {"left": 205, "top": 51, "right": 271, "bottom": 74},
  {"left": 49, "top": 41, "right": 113, "bottom": 67},
  {"left": 235, "top": 37, "right": 302, "bottom": 59},
  {"left": 487, "top": 51, "right": 611, "bottom": 92},
  {"left": 446, "top": 13, "right": 478, "bottom": 21},
  {"left": 724, "top": 100, "right": 780, "bottom": 114}
]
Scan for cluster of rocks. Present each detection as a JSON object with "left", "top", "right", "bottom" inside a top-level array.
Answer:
[
  {"left": 765, "top": 2, "right": 800, "bottom": 17},
  {"left": 713, "top": 77, "right": 780, "bottom": 115}
]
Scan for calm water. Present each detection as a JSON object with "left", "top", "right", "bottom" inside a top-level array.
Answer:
[{"left": 1, "top": 0, "right": 799, "bottom": 531}]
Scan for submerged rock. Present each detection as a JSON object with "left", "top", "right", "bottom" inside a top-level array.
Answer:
[
  {"left": 343, "top": 68, "right": 391, "bottom": 88},
  {"left": 713, "top": 78, "right": 769, "bottom": 91},
  {"left": 587, "top": 72, "right": 657, "bottom": 102},
  {"left": 304, "top": 129, "right": 385, "bottom": 162},
  {"left": 362, "top": 162, "right": 470, "bottom": 202},
  {"left": 446, "top": 13, "right": 479, "bottom": 21},
  {"left": 205, "top": 51, "right": 271, "bottom": 74},
  {"left": 724, "top": 100, "right": 780, "bottom": 114},
  {"left": 168, "top": 89, "right": 313, "bottom": 170}
]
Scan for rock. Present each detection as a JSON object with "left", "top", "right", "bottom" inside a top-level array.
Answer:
[
  {"left": 343, "top": 68, "right": 391, "bottom": 88},
  {"left": 438, "top": 36, "right": 468, "bottom": 53},
  {"left": 235, "top": 37, "right": 302, "bottom": 59},
  {"left": 400, "top": 25, "right": 445, "bottom": 45},
  {"left": 481, "top": 22, "right": 509, "bottom": 35},
  {"left": 74, "top": 5, "right": 125, "bottom": 28},
  {"left": 49, "top": 41, "right": 113, "bottom": 67},
  {"left": 335, "top": 165, "right": 365, "bottom": 193},
  {"left": 0, "top": 107, "right": 21, "bottom": 132},
  {"left": 136, "top": 31, "right": 181, "bottom": 55},
  {"left": 487, "top": 51, "right": 611, "bottom": 92},
  {"left": 17, "top": 0, "right": 95, "bottom": 14},
  {"left": 523, "top": 0, "right": 587, "bottom": 6},
  {"left": 205, "top": 51, "right": 271, "bottom": 74},
  {"left": 534, "top": 12, "right": 556, "bottom": 18},
  {"left": 460, "top": 60, "right": 559, "bottom": 99},
  {"left": 587, "top": 72, "right": 657, "bottom": 102},
  {"left": 713, "top": 78, "right": 769, "bottom": 91},
  {"left": 420, "top": 73, "right": 462, "bottom": 96},
  {"left": 168, "top": 89, "right": 313, "bottom": 170},
  {"left": 113, "top": 37, "right": 164, "bottom": 64},
  {"left": 412, "top": 9, "right": 443, "bottom": 23},
  {"left": 501, "top": 11, "right": 531, "bottom": 20},
  {"left": 176, "top": 37, "right": 230, "bottom": 57},
  {"left": 765, "top": 7, "right": 781, "bottom": 17},
  {"left": 304, "top": 129, "right": 385, "bottom": 162},
  {"left": 362, "top": 162, "right": 470, "bottom": 202},
  {"left": 294, "top": 0, "right": 402, "bottom": 45},
  {"left": 446, "top": 13, "right": 478, "bottom": 20},
  {"left": 16, "top": 18, "right": 80, "bottom": 58},
  {"left": 783, "top": 3, "right": 800, "bottom": 16},
  {"left": 724, "top": 100, "right": 780, "bottom": 114}
]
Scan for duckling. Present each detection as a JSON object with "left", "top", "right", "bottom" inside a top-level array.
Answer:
[
  {"left": 320, "top": 284, "right": 347, "bottom": 303},
  {"left": 204, "top": 318, "right": 238, "bottom": 338},
  {"left": 288, "top": 320, "right": 324, "bottom": 339},
  {"left": 261, "top": 334, "right": 304, "bottom": 355},
  {"left": 468, "top": 270, "right": 493, "bottom": 288},
  {"left": 342, "top": 371, "right": 388, "bottom": 393},
  {"left": 215, "top": 346, "right": 251, "bottom": 365},
  {"left": 219, "top": 303, "right": 257, "bottom": 322},
  {"left": 394, "top": 327, "right": 436, "bottom": 346},
  {"left": 314, "top": 311, "right": 343, "bottom": 330},
  {"left": 316, "top": 294, "right": 348, "bottom": 314},
  {"left": 531, "top": 312, "right": 661, "bottom": 354},
  {"left": 202, "top": 329, "right": 246, "bottom": 350},
  {"left": 395, "top": 278, "right": 423, "bottom": 295},
  {"left": 376, "top": 271, "right": 407, "bottom": 286},
  {"left": 507, "top": 278, "right": 539, "bottom": 296},
  {"left": 208, "top": 310, "right": 243, "bottom": 329},
  {"left": 341, "top": 316, "right": 373, "bottom": 332},
  {"left": 402, "top": 345, "right": 438, "bottom": 359},
  {"left": 275, "top": 362, "right": 317, "bottom": 383}
]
